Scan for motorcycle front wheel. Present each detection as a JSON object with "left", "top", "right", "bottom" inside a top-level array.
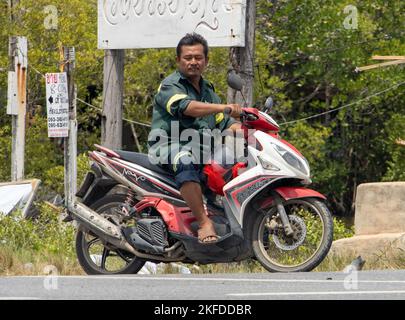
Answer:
[{"left": 252, "top": 197, "right": 333, "bottom": 272}]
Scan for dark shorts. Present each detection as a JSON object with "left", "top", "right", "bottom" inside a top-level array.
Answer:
[{"left": 163, "top": 151, "right": 205, "bottom": 189}]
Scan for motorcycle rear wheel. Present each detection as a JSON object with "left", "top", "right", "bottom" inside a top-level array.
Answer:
[
  {"left": 252, "top": 197, "right": 333, "bottom": 272},
  {"left": 75, "top": 194, "right": 145, "bottom": 275}
]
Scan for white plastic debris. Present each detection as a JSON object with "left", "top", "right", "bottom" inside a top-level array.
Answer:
[
  {"left": 138, "top": 262, "right": 194, "bottom": 274},
  {"left": 0, "top": 183, "right": 32, "bottom": 215},
  {"left": 90, "top": 254, "right": 102, "bottom": 265}
]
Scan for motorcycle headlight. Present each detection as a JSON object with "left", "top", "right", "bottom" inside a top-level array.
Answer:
[{"left": 273, "top": 144, "right": 309, "bottom": 175}]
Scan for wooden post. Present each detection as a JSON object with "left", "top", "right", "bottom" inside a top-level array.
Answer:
[
  {"left": 63, "top": 47, "right": 77, "bottom": 208},
  {"left": 227, "top": 0, "right": 256, "bottom": 107},
  {"left": 8, "top": 36, "right": 27, "bottom": 181},
  {"left": 396, "top": 139, "right": 405, "bottom": 147},
  {"left": 7, "top": 0, "right": 18, "bottom": 23},
  {"left": 102, "top": 49, "right": 124, "bottom": 149},
  {"left": 130, "top": 123, "right": 143, "bottom": 153}
]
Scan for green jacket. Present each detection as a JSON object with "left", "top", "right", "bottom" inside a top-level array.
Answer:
[{"left": 148, "top": 70, "right": 236, "bottom": 166}]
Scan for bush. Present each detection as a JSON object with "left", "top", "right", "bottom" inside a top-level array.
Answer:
[
  {"left": 43, "top": 153, "right": 90, "bottom": 196},
  {"left": 333, "top": 216, "right": 354, "bottom": 240},
  {"left": 0, "top": 202, "right": 76, "bottom": 257},
  {"left": 383, "top": 114, "right": 405, "bottom": 182}
]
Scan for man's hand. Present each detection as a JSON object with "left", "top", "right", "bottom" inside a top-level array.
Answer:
[{"left": 225, "top": 104, "right": 242, "bottom": 119}]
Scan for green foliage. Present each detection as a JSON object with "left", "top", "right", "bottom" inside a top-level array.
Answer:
[
  {"left": 43, "top": 153, "right": 90, "bottom": 195},
  {"left": 0, "top": 0, "right": 404, "bottom": 217},
  {"left": 0, "top": 124, "right": 11, "bottom": 181},
  {"left": 256, "top": 0, "right": 405, "bottom": 214},
  {"left": 333, "top": 217, "right": 355, "bottom": 240},
  {"left": 25, "top": 114, "right": 62, "bottom": 180},
  {"left": 0, "top": 203, "right": 76, "bottom": 257},
  {"left": 383, "top": 114, "right": 405, "bottom": 181}
]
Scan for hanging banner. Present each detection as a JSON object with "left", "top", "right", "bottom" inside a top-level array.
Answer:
[
  {"left": 98, "top": 0, "right": 247, "bottom": 49},
  {"left": 45, "top": 72, "right": 69, "bottom": 138}
]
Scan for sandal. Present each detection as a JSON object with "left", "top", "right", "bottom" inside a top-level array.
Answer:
[{"left": 197, "top": 223, "right": 220, "bottom": 244}]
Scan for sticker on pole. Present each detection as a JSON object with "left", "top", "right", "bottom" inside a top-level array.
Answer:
[{"left": 45, "top": 73, "right": 69, "bottom": 137}]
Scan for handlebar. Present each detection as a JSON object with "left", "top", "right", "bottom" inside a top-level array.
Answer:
[
  {"left": 224, "top": 107, "right": 258, "bottom": 122},
  {"left": 224, "top": 107, "right": 232, "bottom": 115}
]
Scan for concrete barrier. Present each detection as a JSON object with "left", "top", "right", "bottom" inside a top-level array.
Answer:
[
  {"left": 355, "top": 182, "right": 405, "bottom": 235},
  {"left": 331, "top": 182, "right": 405, "bottom": 260}
]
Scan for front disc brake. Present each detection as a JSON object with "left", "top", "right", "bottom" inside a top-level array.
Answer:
[{"left": 272, "top": 215, "right": 307, "bottom": 251}]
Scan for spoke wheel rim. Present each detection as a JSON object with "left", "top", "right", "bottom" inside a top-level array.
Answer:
[
  {"left": 258, "top": 200, "right": 326, "bottom": 269},
  {"left": 80, "top": 202, "right": 136, "bottom": 274}
]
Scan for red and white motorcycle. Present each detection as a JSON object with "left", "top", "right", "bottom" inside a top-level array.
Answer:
[{"left": 67, "top": 94, "right": 333, "bottom": 275}]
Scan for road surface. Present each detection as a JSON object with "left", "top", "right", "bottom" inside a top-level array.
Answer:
[{"left": 1, "top": 270, "right": 405, "bottom": 300}]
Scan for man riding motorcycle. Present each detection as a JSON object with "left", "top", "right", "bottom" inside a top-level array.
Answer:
[
  {"left": 68, "top": 33, "right": 333, "bottom": 275},
  {"left": 149, "top": 33, "right": 242, "bottom": 244}
]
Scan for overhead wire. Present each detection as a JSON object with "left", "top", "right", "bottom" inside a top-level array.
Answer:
[
  {"left": 279, "top": 80, "right": 405, "bottom": 125},
  {"left": 15, "top": 48, "right": 405, "bottom": 128}
]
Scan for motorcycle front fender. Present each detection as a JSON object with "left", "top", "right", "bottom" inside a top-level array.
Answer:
[
  {"left": 274, "top": 186, "right": 326, "bottom": 201},
  {"left": 239, "top": 185, "right": 326, "bottom": 227}
]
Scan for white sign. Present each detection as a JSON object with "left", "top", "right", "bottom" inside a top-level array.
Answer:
[
  {"left": 98, "top": 0, "right": 246, "bottom": 49},
  {"left": 45, "top": 73, "right": 69, "bottom": 138}
]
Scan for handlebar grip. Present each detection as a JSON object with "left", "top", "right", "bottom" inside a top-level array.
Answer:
[{"left": 224, "top": 107, "right": 232, "bottom": 115}]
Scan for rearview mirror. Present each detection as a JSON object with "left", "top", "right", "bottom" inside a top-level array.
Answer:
[
  {"left": 263, "top": 97, "right": 274, "bottom": 113},
  {"left": 227, "top": 70, "right": 244, "bottom": 91}
]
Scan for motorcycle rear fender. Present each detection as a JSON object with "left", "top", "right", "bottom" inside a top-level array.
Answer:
[{"left": 76, "top": 163, "right": 123, "bottom": 206}]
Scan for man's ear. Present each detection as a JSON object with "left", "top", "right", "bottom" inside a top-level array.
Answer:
[{"left": 176, "top": 55, "right": 180, "bottom": 63}]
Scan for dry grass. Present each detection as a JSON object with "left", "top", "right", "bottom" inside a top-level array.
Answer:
[
  {"left": 2, "top": 245, "right": 404, "bottom": 275},
  {"left": 315, "top": 242, "right": 405, "bottom": 272},
  {"left": 0, "top": 245, "right": 84, "bottom": 276}
]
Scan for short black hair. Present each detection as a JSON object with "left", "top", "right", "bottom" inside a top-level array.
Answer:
[{"left": 176, "top": 33, "right": 209, "bottom": 58}]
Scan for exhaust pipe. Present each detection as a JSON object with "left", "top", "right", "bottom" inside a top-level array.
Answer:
[
  {"left": 68, "top": 200, "right": 186, "bottom": 262},
  {"left": 68, "top": 201, "right": 137, "bottom": 254}
]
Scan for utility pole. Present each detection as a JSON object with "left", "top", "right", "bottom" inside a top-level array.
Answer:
[
  {"left": 7, "top": 0, "right": 18, "bottom": 23},
  {"left": 8, "top": 36, "right": 27, "bottom": 181},
  {"left": 227, "top": 0, "right": 256, "bottom": 107},
  {"left": 101, "top": 49, "right": 124, "bottom": 149},
  {"left": 63, "top": 47, "right": 77, "bottom": 208}
]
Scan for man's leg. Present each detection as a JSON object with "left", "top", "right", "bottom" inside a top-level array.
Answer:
[
  {"left": 171, "top": 151, "right": 218, "bottom": 243},
  {"left": 179, "top": 181, "right": 217, "bottom": 243}
]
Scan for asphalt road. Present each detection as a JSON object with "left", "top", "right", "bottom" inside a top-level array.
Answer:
[{"left": 1, "top": 270, "right": 405, "bottom": 300}]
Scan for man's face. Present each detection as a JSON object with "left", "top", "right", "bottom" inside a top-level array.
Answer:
[{"left": 176, "top": 44, "right": 208, "bottom": 80}]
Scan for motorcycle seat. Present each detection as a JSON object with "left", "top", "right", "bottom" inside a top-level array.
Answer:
[{"left": 114, "top": 150, "right": 174, "bottom": 178}]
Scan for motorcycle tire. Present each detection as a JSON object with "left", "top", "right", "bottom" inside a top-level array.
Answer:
[
  {"left": 251, "top": 197, "right": 333, "bottom": 272},
  {"left": 75, "top": 194, "right": 145, "bottom": 275}
]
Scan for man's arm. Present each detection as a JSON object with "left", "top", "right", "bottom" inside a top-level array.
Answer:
[{"left": 184, "top": 101, "right": 241, "bottom": 119}]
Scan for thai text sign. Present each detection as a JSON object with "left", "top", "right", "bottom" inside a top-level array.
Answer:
[
  {"left": 98, "top": 0, "right": 246, "bottom": 49},
  {"left": 45, "top": 73, "right": 69, "bottom": 138}
]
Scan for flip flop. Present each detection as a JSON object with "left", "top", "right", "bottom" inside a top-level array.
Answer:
[{"left": 197, "top": 224, "right": 220, "bottom": 244}]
